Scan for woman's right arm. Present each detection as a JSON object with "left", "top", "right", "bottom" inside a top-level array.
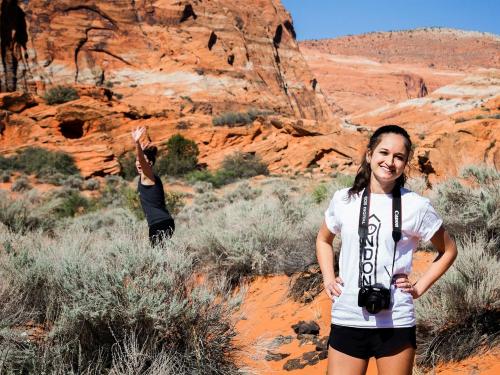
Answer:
[
  {"left": 316, "top": 221, "right": 343, "bottom": 300},
  {"left": 131, "top": 127, "right": 155, "bottom": 181}
]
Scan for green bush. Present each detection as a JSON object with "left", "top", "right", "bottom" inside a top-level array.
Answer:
[
  {"left": 212, "top": 108, "right": 274, "bottom": 127},
  {"left": 0, "top": 155, "right": 15, "bottom": 171},
  {"left": 221, "top": 152, "right": 269, "bottom": 179},
  {"left": 187, "top": 169, "right": 233, "bottom": 188},
  {"left": 156, "top": 134, "right": 199, "bottom": 176},
  {"left": 1, "top": 170, "right": 10, "bottom": 183},
  {"left": 224, "top": 181, "right": 261, "bottom": 203},
  {"left": 63, "top": 174, "right": 83, "bottom": 190},
  {"left": 11, "top": 176, "right": 31, "bottom": 192},
  {"left": 181, "top": 188, "right": 320, "bottom": 284},
  {"left": 37, "top": 171, "right": 67, "bottom": 185},
  {"left": 431, "top": 174, "right": 499, "bottom": 241},
  {"left": 213, "top": 111, "right": 251, "bottom": 126},
  {"left": 42, "top": 85, "right": 79, "bottom": 105},
  {"left": 187, "top": 153, "right": 268, "bottom": 188},
  {"left": 82, "top": 177, "right": 100, "bottom": 191},
  {"left": 165, "top": 191, "right": 186, "bottom": 215},
  {"left": 118, "top": 152, "right": 137, "bottom": 181},
  {"left": 51, "top": 188, "right": 93, "bottom": 219},
  {"left": 2, "top": 147, "right": 80, "bottom": 179},
  {"left": 0, "top": 225, "right": 240, "bottom": 374},
  {"left": 121, "top": 185, "right": 145, "bottom": 220},
  {"left": 312, "top": 183, "right": 328, "bottom": 204},
  {"left": 0, "top": 190, "right": 59, "bottom": 232},
  {"left": 460, "top": 164, "right": 500, "bottom": 185},
  {"left": 416, "top": 234, "right": 499, "bottom": 367}
]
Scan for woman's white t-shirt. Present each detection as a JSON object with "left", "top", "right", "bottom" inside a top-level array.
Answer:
[{"left": 324, "top": 187, "right": 442, "bottom": 328}]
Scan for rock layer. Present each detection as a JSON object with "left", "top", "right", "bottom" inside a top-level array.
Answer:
[
  {"left": 2, "top": 0, "right": 331, "bottom": 121},
  {"left": 300, "top": 28, "right": 500, "bottom": 116}
]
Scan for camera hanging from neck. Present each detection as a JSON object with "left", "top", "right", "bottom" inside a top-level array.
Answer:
[{"left": 357, "top": 185, "right": 402, "bottom": 289}]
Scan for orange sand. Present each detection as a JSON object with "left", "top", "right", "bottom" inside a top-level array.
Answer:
[{"left": 235, "top": 251, "right": 498, "bottom": 374}]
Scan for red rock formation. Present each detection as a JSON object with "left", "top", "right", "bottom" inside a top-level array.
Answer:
[
  {"left": 4, "top": 0, "right": 331, "bottom": 121},
  {"left": 0, "top": 14, "right": 498, "bottom": 181},
  {"left": 300, "top": 28, "right": 500, "bottom": 116},
  {"left": 348, "top": 72, "right": 500, "bottom": 184}
]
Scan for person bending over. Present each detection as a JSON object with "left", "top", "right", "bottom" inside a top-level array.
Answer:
[
  {"left": 316, "top": 125, "right": 457, "bottom": 375},
  {"left": 131, "top": 126, "right": 175, "bottom": 246}
]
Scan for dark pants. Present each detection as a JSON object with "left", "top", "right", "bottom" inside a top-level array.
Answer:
[{"left": 149, "top": 219, "right": 175, "bottom": 247}]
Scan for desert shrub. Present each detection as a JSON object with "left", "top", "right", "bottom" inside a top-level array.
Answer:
[
  {"left": 186, "top": 169, "right": 234, "bottom": 188},
  {"left": 330, "top": 173, "right": 355, "bottom": 189},
  {"left": 119, "top": 152, "right": 137, "bottom": 181},
  {"left": 311, "top": 174, "right": 355, "bottom": 205},
  {"left": 212, "top": 108, "right": 273, "bottom": 127},
  {"left": 0, "top": 225, "right": 240, "bottom": 374},
  {"left": 37, "top": 172, "right": 66, "bottom": 185},
  {"left": 59, "top": 207, "right": 137, "bottom": 233},
  {"left": 288, "top": 265, "right": 324, "bottom": 304},
  {"left": 63, "top": 174, "right": 83, "bottom": 190},
  {"left": 177, "top": 190, "right": 223, "bottom": 224},
  {"left": 11, "top": 176, "right": 31, "bottom": 192},
  {"left": 7, "top": 147, "right": 79, "bottom": 179},
  {"left": 43, "top": 85, "right": 79, "bottom": 105},
  {"left": 98, "top": 175, "right": 129, "bottom": 208},
  {"left": 416, "top": 234, "right": 499, "bottom": 367},
  {"left": 460, "top": 164, "right": 500, "bottom": 185},
  {"left": 82, "top": 177, "right": 100, "bottom": 191},
  {"left": 1, "top": 170, "right": 11, "bottom": 182},
  {"left": 50, "top": 188, "right": 93, "bottom": 219},
  {"left": 0, "top": 155, "right": 15, "bottom": 170},
  {"left": 0, "top": 187, "right": 97, "bottom": 233},
  {"left": 165, "top": 191, "right": 186, "bottom": 216},
  {"left": 311, "top": 183, "right": 328, "bottom": 204},
  {"left": 406, "top": 175, "right": 428, "bottom": 195},
  {"left": 121, "top": 185, "right": 144, "bottom": 220},
  {"left": 221, "top": 152, "right": 269, "bottom": 179},
  {"left": 182, "top": 189, "right": 321, "bottom": 284},
  {"left": 431, "top": 174, "right": 499, "bottom": 241},
  {"left": 212, "top": 112, "right": 251, "bottom": 127},
  {"left": 188, "top": 153, "right": 268, "bottom": 188},
  {"left": 0, "top": 191, "right": 57, "bottom": 232},
  {"left": 192, "top": 180, "right": 213, "bottom": 193},
  {"left": 156, "top": 134, "right": 199, "bottom": 176},
  {"left": 224, "top": 181, "right": 261, "bottom": 203},
  {"left": 98, "top": 176, "right": 184, "bottom": 220}
]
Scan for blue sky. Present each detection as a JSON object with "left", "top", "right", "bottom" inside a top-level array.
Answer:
[{"left": 281, "top": 1, "right": 500, "bottom": 40}]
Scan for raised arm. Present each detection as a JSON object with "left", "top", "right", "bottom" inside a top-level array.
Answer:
[
  {"left": 397, "top": 226, "right": 457, "bottom": 298},
  {"left": 316, "top": 221, "right": 343, "bottom": 300},
  {"left": 131, "top": 127, "right": 155, "bottom": 181}
]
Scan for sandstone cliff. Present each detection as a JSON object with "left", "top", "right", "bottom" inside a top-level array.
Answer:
[
  {"left": 1, "top": 5, "right": 498, "bottom": 181},
  {"left": 1, "top": 0, "right": 331, "bottom": 121},
  {"left": 300, "top": 28, "right": 500, "bottom": 116}
]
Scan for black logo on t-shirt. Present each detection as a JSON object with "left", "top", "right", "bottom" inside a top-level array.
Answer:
[{"left": 361, "top": 214, "right": 381, "bottom": 286}]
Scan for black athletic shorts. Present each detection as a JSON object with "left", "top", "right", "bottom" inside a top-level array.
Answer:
[
  {"left": 328, "top": 324, "right": 416, "bottom": 359},
  {"left": 149, "top": 218, "right": 175, "bottom": 247}
]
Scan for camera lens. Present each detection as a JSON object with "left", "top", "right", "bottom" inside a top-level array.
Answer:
[{"left": 366, "top": 293, "right": 383, "bottom": 314}]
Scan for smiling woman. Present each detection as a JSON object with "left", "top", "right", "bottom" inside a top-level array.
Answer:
[{"left": 316, "top": 125, "right": 457, "bottom": 375}]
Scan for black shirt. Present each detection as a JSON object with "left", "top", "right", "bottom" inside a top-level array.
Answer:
[{"left": 137, "top": 174, "right": 172, "bottom": 226}]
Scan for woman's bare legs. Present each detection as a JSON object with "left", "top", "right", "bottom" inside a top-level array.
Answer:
[
  {"left": 328, "top": 347, "right": 369, "bottom": 375},
  {"left": 375, "top": 346, "right": 415, "bottom": 375}
]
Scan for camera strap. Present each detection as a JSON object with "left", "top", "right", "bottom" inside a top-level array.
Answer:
[{"left": 357, "top": 185, "right": 402, "bottom": 288}]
